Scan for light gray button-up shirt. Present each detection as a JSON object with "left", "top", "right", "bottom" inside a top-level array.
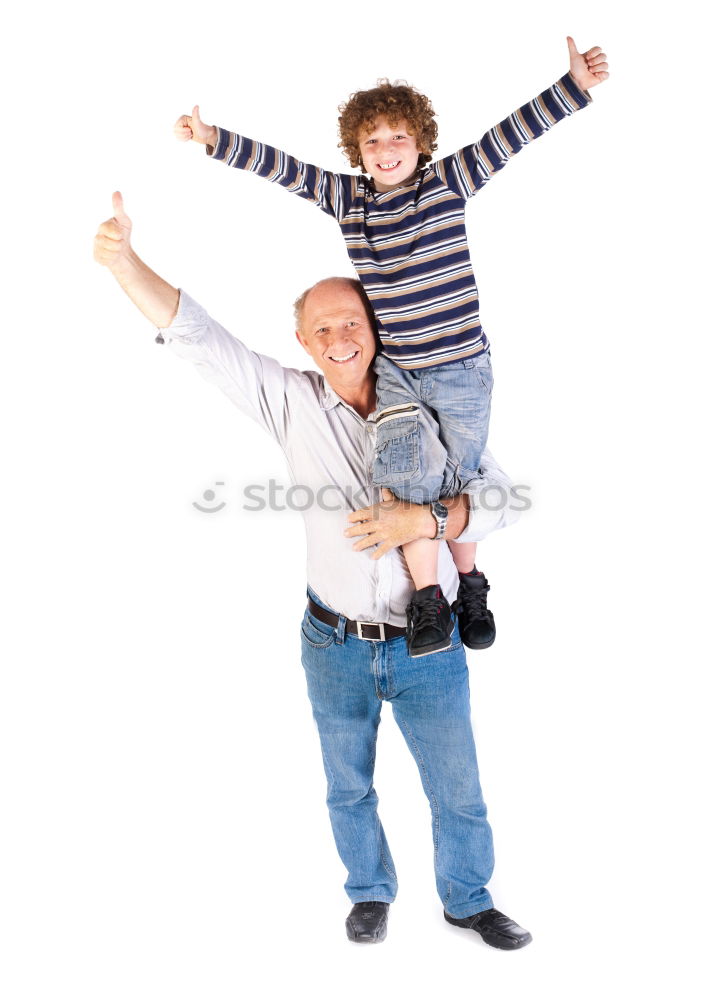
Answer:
[{"left": 159, "top": 291, "right": 520, "bottom": 627}]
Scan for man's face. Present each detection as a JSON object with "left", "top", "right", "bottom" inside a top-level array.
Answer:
[
  {"left": 358, "top": 116, "right": 421, "bottom": 190},
  {"left": 296, "top": 281, "right": 378, "bottom": 391}
]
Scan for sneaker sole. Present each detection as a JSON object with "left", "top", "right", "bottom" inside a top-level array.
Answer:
[
  {"left": 408, "top": 621, "right": 455, "bottom": 658},
  {"left": 463, "top": 636, "right": 496, "bottom": 651},
  {"left": 409, "top": 637, "right": 453, "bottom": 658}
]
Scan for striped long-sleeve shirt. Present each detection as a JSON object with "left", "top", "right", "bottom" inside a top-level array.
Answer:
[{"left": 209, "top": 72, "right": 592, "bottom": 370}]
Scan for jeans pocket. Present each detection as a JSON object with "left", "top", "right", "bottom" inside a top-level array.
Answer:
[
  {"left": 373, "top": 406, "right": 420, "bottom": 486},
  {"left": 474, "top": 353, "right": 494, "bottom": 394},
  {"left": 301, "top": 611, "right": 336, "bottom": 648}
]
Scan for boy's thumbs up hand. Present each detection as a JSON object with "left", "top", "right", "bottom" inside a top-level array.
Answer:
[
  {"left": 567, "top": 36, "right": 609, "bottom": 91},
  {"left": 173, "top": 104, "right": 218, "bottom": 148},
  {"left": 94, "top": 191, "right": 133, "bottom": 272}
]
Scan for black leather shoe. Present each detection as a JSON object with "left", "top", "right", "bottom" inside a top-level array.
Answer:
[
  {"left": 444, "top": 907, "right": 532, "bottom": 949},
  {"left": 453, "top": 572, "right": 496, "bottom": 650},
  {"left": 345, "top": 901, "right": 389, "bottom": 943},
  {"left": 406, "top": 585, "right": 454, "bottom": 657}
]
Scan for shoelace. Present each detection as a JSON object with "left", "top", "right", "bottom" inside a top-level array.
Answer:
[
  {"left": 410, "top": 594, "right": 445, "bottom": 631},
  {"left": 457, "top": 583, "right": 491, "bottom": 619}
]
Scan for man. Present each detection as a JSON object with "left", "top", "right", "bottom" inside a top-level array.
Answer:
[{"left": 94, "top": 193, "right": 532, "bottom": 949}]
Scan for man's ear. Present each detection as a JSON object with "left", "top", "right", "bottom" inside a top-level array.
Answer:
[{"left": 295, "top": 329, "right": 313, "bottom": 356}]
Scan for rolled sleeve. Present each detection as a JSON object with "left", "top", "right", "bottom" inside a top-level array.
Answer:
[{"left": 455, "top": 448, "right": 525, "bottom": 543}]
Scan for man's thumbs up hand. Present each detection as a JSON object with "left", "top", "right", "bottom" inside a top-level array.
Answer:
[
  {"left": 94, "top": 191, "right": 133, "bottom": 272},
  {"left": 174, "top": 104, "right": 218, "bottom": 148},
  {"left": 567, "top": 36, "right": 609, "bottom": 91},
  {"left": 112, "top": 190, "right": 131, "bottom": 229}
]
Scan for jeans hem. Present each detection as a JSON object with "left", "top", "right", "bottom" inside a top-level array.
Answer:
[
  {"left": 347, "top": 894, "right": 397, "bottom": 905},
  {"left": 443, "top": 900, "right": 495, "bottom": 919}
]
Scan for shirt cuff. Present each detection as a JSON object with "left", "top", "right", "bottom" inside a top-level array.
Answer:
[
  {"left": 155, "top": 289, "right": 208, "bottom": 345},
  {"left": 557, "top": 71, "right": 593, "bottom": 109},
  {"left": 206, "top": 126, "right": 230, "bottom": 159},
  {"left": 455, "top": 450, "right": 526, "bottom": 543}
]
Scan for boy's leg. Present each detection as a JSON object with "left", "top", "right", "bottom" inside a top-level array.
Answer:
[
  {"left": 425, "top": 352, "right": 494, "bottom": 497},
  {"left": 371, "top": 355, "right": 447, "bottom": 502},
  {"left": 423, "top": 354, "right": 496, "bottom": 649},
  {"left": 401, "top": 536, "right": 440, "bottom": 590},
  {"left": 300, "top": 598, "right": 398, "bottom": 904},
  {"left": 372, "top": 356, "right": 452, "bottom": 656},
  {"left": 448, "top": 540, "right": 476, "bottom": 574}
]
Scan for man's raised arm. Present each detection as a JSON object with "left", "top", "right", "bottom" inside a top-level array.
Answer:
[
  {"left": 93, "top": 192, "right": 180, "bottom": 329},
  {"left": 94, "top": 193, "right": 295, "bottom": 447}
]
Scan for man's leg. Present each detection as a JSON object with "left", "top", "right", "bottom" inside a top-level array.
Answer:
[
  {"left": 387, "top": 624, "right": 495, "bottom": 918},
  {"left": 300, "top": 598, "right": 398, "bottom": 905}
]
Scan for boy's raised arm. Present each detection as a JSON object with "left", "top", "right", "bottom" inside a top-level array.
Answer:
[
  {"left": 174, "top": 104, "right": 355, "bottom": 222},
  {"left": 434, "top": 36, "right": 608, "bottom": 200}
]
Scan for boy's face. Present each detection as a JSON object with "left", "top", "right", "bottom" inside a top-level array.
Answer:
[{"left": 358, "top": 117, "right": 421, "bottom": 190}]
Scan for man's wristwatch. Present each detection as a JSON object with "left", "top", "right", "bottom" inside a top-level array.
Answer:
[{"left": 430, "top": 500, "right": 448, "bottom": 540}]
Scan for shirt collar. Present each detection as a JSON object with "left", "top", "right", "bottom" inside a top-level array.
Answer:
[
  {"left": 320, "top": 378, "right": 342, "bottom": 410},
  {"left": 319, "top": 377, "right": 377, "bottom": 422}
]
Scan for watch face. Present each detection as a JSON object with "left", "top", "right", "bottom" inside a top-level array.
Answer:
[{"left": 432, "top": 501, "right": 447, "bottom": 519}]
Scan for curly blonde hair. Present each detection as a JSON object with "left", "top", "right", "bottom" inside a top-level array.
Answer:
[{"left": 338, "top": 79, "right": 438, "bottom": 170}]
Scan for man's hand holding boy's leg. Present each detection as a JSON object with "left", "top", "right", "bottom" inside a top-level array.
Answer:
[{"left": 345, "top": 490, "right": 470, "bottom": 558}]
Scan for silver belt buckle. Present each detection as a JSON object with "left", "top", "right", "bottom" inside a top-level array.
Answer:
[{"left": 357, "top": 620, "right": 386, "bottom": 641}]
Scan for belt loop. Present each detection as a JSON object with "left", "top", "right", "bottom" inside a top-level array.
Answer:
[{"left": 335, "top": 613, "right": 347, "bottom": 645}]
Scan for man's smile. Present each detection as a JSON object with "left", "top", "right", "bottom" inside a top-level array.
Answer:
[{"left": 328, "top": 350, "right": 360, "bottom": 365}]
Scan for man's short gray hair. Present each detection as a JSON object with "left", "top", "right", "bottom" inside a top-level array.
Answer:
[{"left": 293, "top": 276, "right": 370, "bottom": 330}]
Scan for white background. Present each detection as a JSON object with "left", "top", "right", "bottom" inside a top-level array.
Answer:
[{"left": 2, "top": 1, "right": 722, "bottom": 997}]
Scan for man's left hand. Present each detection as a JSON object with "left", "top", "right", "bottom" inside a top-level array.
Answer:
[
  {"left": 567, "top": 36, "right": 609, "bottom": 90},
  {"left": 345, "top": 489, "right": 435, "bottom": 559}
]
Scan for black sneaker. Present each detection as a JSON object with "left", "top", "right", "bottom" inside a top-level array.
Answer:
[
  {"left": 454, "top": 572, "right": 496, "bottom": 650},
  {"left": 406, "top": 585, "right": 454, "bottom": 657}
]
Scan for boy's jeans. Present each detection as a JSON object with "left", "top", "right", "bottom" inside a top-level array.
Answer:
[
  {"left": 373, "top": 351, "right": 494, "bottom": 503},
  {"left": 300, "top": 588, "right": 495, "bottom": 918}
]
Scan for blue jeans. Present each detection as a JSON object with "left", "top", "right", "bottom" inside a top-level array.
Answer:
[
  {"left": 373, "top": 351, "right": 494, "bottom": 503},
  {"left": 300, "top": 588, "right": 495, "bottom": 918}
]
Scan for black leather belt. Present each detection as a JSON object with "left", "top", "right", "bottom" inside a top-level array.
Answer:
[{"left": 307, "top": 597, "right": 406, "bottom": 641}]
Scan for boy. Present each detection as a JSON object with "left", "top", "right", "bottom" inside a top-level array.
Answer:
[{"left": 175, "top": 36, "right": 608, "bottom": 656}]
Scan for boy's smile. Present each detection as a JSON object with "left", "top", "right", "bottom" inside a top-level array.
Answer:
[{"left": 358, "top": 117, "right": 421, "bottom": 191}]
